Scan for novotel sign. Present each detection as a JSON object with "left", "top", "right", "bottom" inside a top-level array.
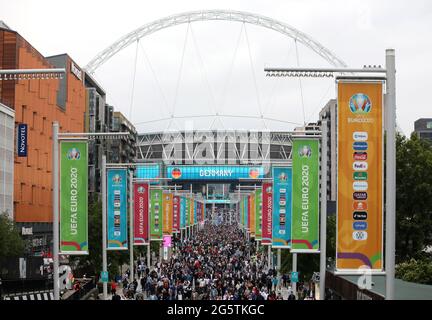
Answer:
[
  {"left": 166, "top": 166, "right": 265, "bottom": 180},
  {"left": 17, "top": 124, "right": 28, "bottom": 157}
]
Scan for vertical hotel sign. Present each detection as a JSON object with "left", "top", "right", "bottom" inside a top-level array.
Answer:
[
  {"left": 107, "top": 169, "right": 128, "bottom": 250},
  {"left": 150, "top": 189, "right": 163, "bottom": 240},
  {"left": 17, "top": 124, "right": 28, "bottom": 157},
  {"left": 60, "top": 141, "right": 88, "bottom": 254},
  {"left": 291, "top": 140, "right": 320, "bottom": 253},
  {"left": 133, "top": 183, "right": 149, "bottom": 245},
  {"left": 337, "top": 81, "right": 383, "bottom": 272},
  {"left": 272, "top": 167, "right": 292, "bottom": 248},
  {"left": 261, "top": 183, "right": 272, "bottom": 245}
]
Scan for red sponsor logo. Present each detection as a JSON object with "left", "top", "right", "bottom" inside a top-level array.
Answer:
[
  {"left": 353, "top": 152, "right": 368, "bottom": 161},
  {"left": 353, "top": 201, "right": 368, "bottom": 211}
]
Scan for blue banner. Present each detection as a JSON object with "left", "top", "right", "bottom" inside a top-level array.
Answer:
[
  {"left": 272, "top": 167, "right": 292, "bottom": 248},
  {"left": 166, "top": 166, "right": 264, "bottom": 180},
  {"left": 17, "top": 123, "right": 28, "bottom": 157},
  {"left": 180, "top": 197, "right": 186, "bottom": 229},
  {"left": 107, "top": 169, "right": 128, "bottom": 250}
]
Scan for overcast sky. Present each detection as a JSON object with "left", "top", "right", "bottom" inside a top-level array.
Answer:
[{"left": 1, "top": 0, "right": 431, "bottom": 135}]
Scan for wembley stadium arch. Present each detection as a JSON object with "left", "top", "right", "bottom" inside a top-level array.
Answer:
[{"left": 85, "top": 10, "right": 337, "bottom": 207}]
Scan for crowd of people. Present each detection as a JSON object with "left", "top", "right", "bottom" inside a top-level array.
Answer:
[{"left": 114, "top": 222, "right": 316, "bottom": 300}]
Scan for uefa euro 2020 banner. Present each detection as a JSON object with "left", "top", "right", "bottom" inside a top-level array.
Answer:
[
  {"left": 336, "top": 81, "right": 383, "bottom": 272},
  {"left": 133, "top": 182, "right": 149, "bottom": 245},
  {"left": 261, "top": 182, "right": 273, "bottom": 245},
  {"left": 291, "top": 139, "right": 320, "bottom": 253},
  {"left": 193, "top": 200, "right": 197, "bottom": 225},
  {"left": 185, "top": 197, "right": 190, "bottom": 227},
  {"left": 60, "top": 141, "right": 88, "bottom": 255},
  {"left": 255, "top": 189, "right": 262, "bottom": 241},
  {"left": 150, "top": 189, "right": 163, "bottom": 241},
  {"left": 107, "top": 169, "right": 128, "bottom": 250},
  {"left": 244, "top": 195, "right": 249, "bottom": 231},
  {"left": 272, "top": 167, "right": 292, "bottom": 248},
  {"left": 173, "top": 196, "right": 180, "bottom": 233},
  {"left": 162, "top": 192, "right": 173, "bottom": 235},
  {"left": 180, "top": 197, "right": 186, "bottom": 229}
]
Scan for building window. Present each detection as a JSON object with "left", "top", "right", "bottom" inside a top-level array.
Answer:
[{"left": 427, "top": 122, "right": 432, "bottom": 129}]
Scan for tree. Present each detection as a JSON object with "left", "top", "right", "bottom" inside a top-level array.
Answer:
[
  {"left": 0, "top": 212, "right": 25, "bottom": 259},
  {"left": 396, "top": 257, "right": 432, "bottom": 285},
  {"left": 396, "top": 133, "right": 432, "bottom": 262}
]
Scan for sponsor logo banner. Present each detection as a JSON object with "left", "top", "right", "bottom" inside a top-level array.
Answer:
[
  {"left": 133, "top": 183, "right": 149, "bottom": 245},
  {"left": 150, "top": 189, "right": 163, "bottom": 240},
  {"left": 173, "top": 196, "right": 180, "bottom": 232},
  {"left": 249, "top": 194, "right": 256, "bottom": 237},
  {"left": 261, "top": 183, "right": 273, "bottom": 245},
  {"left": 180, "top": 197, "right": 186, "bottom": 229},
  {"left": 107, "top": 169, "right": 128, "bottom": 250},
  {"left": 162, "top": 193, "right": 173, "bottom": 235},
  {"left": 60, "top": 141, "right": 88, "bottom": 254},
  {"left": 255, "top": 189, "right": 262, "bottom": 240},
  {"left": 272, "top": 167, "right": 292, "bottom": 248},
  {"left": 291, "top": 140, "right": 320, "bottom": 253},
  {"left": 337, "top": 81, "right": 383, "bottom": 272}
]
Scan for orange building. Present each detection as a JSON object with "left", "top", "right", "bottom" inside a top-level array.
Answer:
[{"left": 0, "top": 25, "right": 85, "bottom": 226}]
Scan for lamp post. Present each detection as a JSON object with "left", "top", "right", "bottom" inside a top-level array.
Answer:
[{"left": 264, "top": 50, "right": 395, "bottom": 300}]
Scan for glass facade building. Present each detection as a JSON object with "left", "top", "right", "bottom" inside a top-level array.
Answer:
[{"left": 0, "top": 103, "right": 14, "bottom": 219}]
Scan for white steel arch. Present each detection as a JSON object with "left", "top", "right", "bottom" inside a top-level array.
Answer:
[{"left": 85, "top": 9, "right": 347, "bottom": 73}]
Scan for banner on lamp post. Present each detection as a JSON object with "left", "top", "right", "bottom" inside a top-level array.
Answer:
[
  {"left": 291, "top": 139, "right": 320, "bottom": 253},
  {"left": 180, "top": 197, "right": 186, "bottom": 229},
  {"left": 255, "top": 189, "right": 262, "bottom": 241},
  {"left": 173, "top": 196, "right": 180, "bottom": 233},
  {"left": 193, "top": 200, "right": 197, "bottom": 225},
  {"left": 60, "top": 141, "right": 88, "bottom": 255},
  {"left": 272, "top": 167, "right": 292, "bottom": 249},
  {"left": 107, "top": 169, "right": 128, "bottom": 250},
  {"left": 150, "top": 189, "right": 163, "bottom": 241},
  {"left": 133, "top": 182, "right": 149, "bottom": 245},
  {"left": 261, "top": 182, "right": 273, "bottom": 245},
  {"left": 162, "top": 193, "right": 173, "bottom": 235},
  {"left": 336, "top": 81, "right": 384, "bottom": 273},
  {"left": 185, "top": 197, "right": 190, "bottom": 227},
  {"left": 250, "top": 193, "right": 256, "bottom": 238},
  {"left": 244, "top": 196, "right": 249, "bottom": 231}
]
